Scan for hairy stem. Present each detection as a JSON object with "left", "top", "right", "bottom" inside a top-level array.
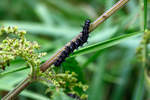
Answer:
[{"left": 2, "top": 0, "right": 129, "bottom": 99}]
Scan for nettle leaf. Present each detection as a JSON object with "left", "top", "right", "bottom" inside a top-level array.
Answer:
[
  {"left": 52, "top": 89, "right": 74, "bottom": 100},
  {"left": 61, "top": 57, "right": 85, "bottom": 82}
]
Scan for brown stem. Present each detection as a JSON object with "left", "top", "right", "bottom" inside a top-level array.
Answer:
[
  {"left": 2, "top": 0, "right": 129, "bottom": 99},
  {"left": 2, "top": 77, "right": 31, "bottom": 100}
]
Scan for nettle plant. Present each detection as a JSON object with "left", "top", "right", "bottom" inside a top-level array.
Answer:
[
  {"left": 1, "top": 0, "right": 149, "bottom": 100},
  {"left": 0, "top": 26, "right": 88, "bottom": 99}
]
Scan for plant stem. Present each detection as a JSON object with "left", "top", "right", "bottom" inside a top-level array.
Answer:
[
  {"left": 2, "top": 77, "right": 31, "bottom": 100},
  {"left": 142, "top": 0, "right": 148, "bottom": 68},
  {"left": 144, "top": 0, "right": 147, "bottom": 30},
  {"left": 2, "top": 0, "right": 129, "bottom": 99},
  {"left": 140, "top": 1, "right": 148, "bottom": 99}
]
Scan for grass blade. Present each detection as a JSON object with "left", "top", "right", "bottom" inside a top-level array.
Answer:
[
  {"left": 0, "top": 66, "right": 28, "bottom": 77},
  {"left": 111, "top": 50, "right": 134, "bottom": 100},
  {"left": 72, "top": 31, "right": 142, "bottom": 57},
  {"left": 132, "top": 67, "right": 145, "bottom": 100},
  {"left": 144, "top": 0, "right": 147, "bottom": 30},
  {"left": 88, "top": 51, "right": 107, "bottom": 100}
]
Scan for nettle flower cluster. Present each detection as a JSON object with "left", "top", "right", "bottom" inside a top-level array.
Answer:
[
  {"left": 38, "top": 67, "right": 88, "bottom": 99},
  {"left": 0, "top": 26, "right": 46, "bottom": 73}
]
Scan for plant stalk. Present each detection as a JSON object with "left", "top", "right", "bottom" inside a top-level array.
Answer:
[{"left": 144, "top": 0, "right": 147, "bottom": 30}]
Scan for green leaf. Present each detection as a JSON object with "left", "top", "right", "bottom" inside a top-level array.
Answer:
[
  {"left": 144, "top": 0, "right": 147, "bottom": 30},
  {"left": 0, "top": 61, "right": 28, "bottom": 86},
  {"left": 45, "top": 0, "right": 87, "bottom": 19},
  {"left": 0, "top": 66, "right": 28, "bottom": 77},
  {"left": 52, "top": 90, "right": 74, "bottom": 100},
  {"left": 132, "top": 67, "right": 145, "bottom": 100},
  {"left": 72, "top": 31, "right": 143, "bottom": 57},
  {"left": 88, "top": 51, "right": 107, "bottom": 100},
  {"left": 35, "top": 2, "right": 54, "bottom": 25},
  {"left": 82, "top": 50, "right": 101, "bottom": 68},
  {"left": 111, "top": 50, "right": 135, "bottom": 100},
  {"left": 0, "top": 70, "right": 28, "bottom": 87},
  {"left": 1, "top": 21, "right": 79, "bottom": 38},
  {"left": 61, "top": 57, "right": 85, "bottom": 82}
]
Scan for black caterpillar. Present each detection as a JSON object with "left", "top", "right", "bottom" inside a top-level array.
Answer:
[{"left": 53, "top": 19, "right": 91, "bottom": 67}]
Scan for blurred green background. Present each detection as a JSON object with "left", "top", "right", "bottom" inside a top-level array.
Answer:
[{"left": 0, "top": 0, "right": 150, "bottom": 100}]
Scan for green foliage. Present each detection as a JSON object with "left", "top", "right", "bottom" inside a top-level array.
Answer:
[
  {"left": 0, "top": 0, "right": 150, "bottom": 100},
  {"left": 38, "top": 67, "right": 88, "bottom": 100},
  {"left": 51, "top": 89, "right": 74, "bottom": 100},
  {"left": 61, "top": 58, "right": 85, "bottom": 82}
]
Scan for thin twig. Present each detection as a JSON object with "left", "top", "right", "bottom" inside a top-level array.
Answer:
[{"left": 2, "top": 0, "right": 129, "bottom": 99}]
